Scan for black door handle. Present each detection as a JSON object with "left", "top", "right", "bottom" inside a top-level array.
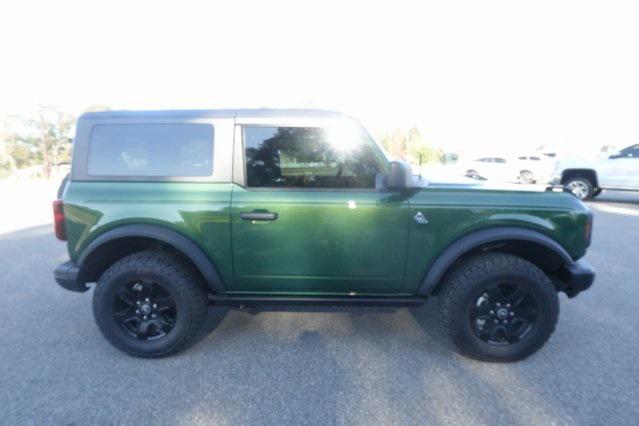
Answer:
[{"left": 240, "top": 211, "right": 279, "bottom": 221}]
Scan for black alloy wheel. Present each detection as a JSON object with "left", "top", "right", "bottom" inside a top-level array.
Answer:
[
  {"left": 114, "top": 280, "right": 177, "bottom": 341},
  {"left": 469, "top": 283, "right": 538, "bottom": 345}
]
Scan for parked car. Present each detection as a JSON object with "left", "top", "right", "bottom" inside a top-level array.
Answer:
[
  {"left": 53, "top": 109, "right": 594, "bottom": 362},
  {"left": 464, "top": 157, "right": 513, "bottom": 181},
  {"left": 514, "top": 155, "right": 556, "bottom": 184},
  {"left": 464, "top": 155, "right": 555, "bottom": 184},
  {"left": 553, "top": 143, "right": 639, "bottom": 199}
]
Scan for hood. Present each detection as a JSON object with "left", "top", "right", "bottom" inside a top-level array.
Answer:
[{"left": 412, "top": 174, "right": 549, "bottom": 192}]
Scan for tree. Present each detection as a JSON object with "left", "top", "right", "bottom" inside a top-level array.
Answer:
[
  {"left": 0, "top": 115, "right": 20, "bottom": 175},
  {"left": 0, "top": 107, "right": 75, "bottom": 178},
  {"left": 378, "top": 127, "right": 443, "bottom": 165},
  {"left": 29, "top": 106, "right": 74, "bottom": 178}
]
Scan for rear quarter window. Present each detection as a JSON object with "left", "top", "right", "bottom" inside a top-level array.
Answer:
[{"left": 87, "top": 123, "right": 214, "bottom": 177}]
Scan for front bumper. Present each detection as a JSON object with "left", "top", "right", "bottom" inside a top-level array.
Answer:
[
  {"left": 54, "top": 261, "right": 90, "bottom": 293},
  {"left": 556, "top": 259, "right": 595, "bottom": 297}
]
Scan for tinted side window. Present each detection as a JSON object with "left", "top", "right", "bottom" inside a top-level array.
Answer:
[
  {"left": 87, "top": 124, "right": 214, "bottom": 177},
  {"left": 244, "top": 126, "right": 380, "bottom": 188},
  {"left": 621, "top": 144, "right": 639, "bottom": 158}
]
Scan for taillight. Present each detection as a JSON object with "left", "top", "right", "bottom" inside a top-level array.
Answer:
[{"left": 53, "top": 200, "right": 67, "bottom": 241}]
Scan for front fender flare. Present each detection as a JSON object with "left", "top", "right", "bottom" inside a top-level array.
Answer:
[
  {"left": 77, "top": 224, "right": 225, "bottom": 294},
  {"left": 417, "top": 226, "right": 574, "bottom": 296}
]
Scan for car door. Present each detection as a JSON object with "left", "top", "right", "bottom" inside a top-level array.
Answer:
[
  {"left": 468, "top": 158, "right": 490, "bottom": 179},
  {"left": 612, "top": 145, "right": 639, "bottom": 189},
  {"left": 230, "top": 122, "right": 410, "bottom": 295},
  {"left": 492, "top": 157, "right": 512, "bottom": 182},
  {"left": 598, "top": 145, "right": 639, "bottom": 189}
]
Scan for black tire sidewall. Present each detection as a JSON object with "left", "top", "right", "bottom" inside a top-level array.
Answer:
[
  {"left": 94, "top": 263, "right": 196, "bottom": 356},
  {"left": 451, "top": 269, "right": 558, "bottom": 361}
]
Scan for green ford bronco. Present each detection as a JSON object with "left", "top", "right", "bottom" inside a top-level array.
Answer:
[{"left": 53, "top": 109, "right": 594, "bottom": 361}]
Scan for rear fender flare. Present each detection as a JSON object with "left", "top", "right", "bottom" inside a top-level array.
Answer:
[{"left": 78, "top": 224, "right": 225, "bottom": 294}]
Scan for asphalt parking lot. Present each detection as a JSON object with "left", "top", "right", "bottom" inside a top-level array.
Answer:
[{"left": 1, "top": 191, "right": 638, "bottom": 425}]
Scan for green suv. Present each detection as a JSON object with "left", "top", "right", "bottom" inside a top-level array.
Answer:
[{"left": 53, "top": 109, "right": 594, "bottom": 361}]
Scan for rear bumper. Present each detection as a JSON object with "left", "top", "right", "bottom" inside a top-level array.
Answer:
[
  {"left": 556, "top": 259, "right": 595, "bottom": 297},
  {"left": 54, "top": 261, "right": 89, "bottom": 293}
]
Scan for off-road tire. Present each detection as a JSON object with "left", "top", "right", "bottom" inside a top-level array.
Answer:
[
  {"left": 439, "top": 253, "right": 559, "bottom": 362},
  {"left": 93, "top": 250, "right": 208, "bottom": 357}
]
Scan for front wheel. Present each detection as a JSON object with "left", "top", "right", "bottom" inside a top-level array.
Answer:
[
  {"left": 92, "top": 250, "right": 208, "bottom": 357},
  {"left": 439, "top": 253, "right": 559, "bottom": 362},
  {"left": 564, "top": 176, "right": 594, "bottom": 200}
]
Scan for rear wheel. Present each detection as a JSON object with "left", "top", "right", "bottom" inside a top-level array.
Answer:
[
  {"left": 518, "top": 170, "right": 535, "bottom": 184},
  {"left": 93, "top": 250, "right": 208, "bottom": 357},
  {"left": 439, "top": 253, "right": 559, "bottom": 362},
  {"left": 564, "top": 176, "right": 594, "bottom": 200},
  {"left": 466, "top": 169, "right": 485, "bottom": 180}
]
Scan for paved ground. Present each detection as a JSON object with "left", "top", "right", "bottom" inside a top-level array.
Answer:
[{"left": 1, "top": 191, "right": 638, "bottom": 425}]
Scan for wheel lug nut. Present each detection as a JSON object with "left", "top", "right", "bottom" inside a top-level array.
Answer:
[
  {"left": 506, "top": 304, "right": 511, "bottom": 308},
  {"left": 145, "top": 298, "right": 150, "bottom": 302},
  {"left": 136, "top": 309, "right": 140, "bottom": 314},
  {"left": 143, "top": 315, "right": 148, "bottom": 320},
  {"left": 153, "top": 304, "right": 157, "bottom": 309},
  {"left": 510, "top": 312, "right": 514, "bottom": 316},
  {"left": 496, "top": 302, "right": 501, "bottom": 306},
  {"left": 490, "top": 310, "right": 494, "bottom": 314},
  {"left": 503, "top": 320, "right": 508, "bottom": 324},
  {"left": 136, "top": 301, "right": 141, "bottom": 305}
]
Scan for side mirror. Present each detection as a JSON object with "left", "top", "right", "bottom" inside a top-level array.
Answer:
[{"left": 385, "top": 161, "right": 413, "bottom": 190}]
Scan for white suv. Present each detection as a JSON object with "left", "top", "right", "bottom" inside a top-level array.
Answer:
[{"left": 554, "top": 144, "right": 639, "bottom": 200}]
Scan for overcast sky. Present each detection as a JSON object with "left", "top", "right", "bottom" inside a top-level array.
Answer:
[{"left": 1, "top": 0, "right": 638, "bottom": 155}]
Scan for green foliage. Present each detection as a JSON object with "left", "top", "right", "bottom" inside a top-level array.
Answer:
[
  {"left": 9, "top": 142, "right": 34, "bottom": 168},
  {"left": 377, "top": 127, "right": 444, "bottom": 165},
  {"left": 0, "top": 106, "right": 77, "bottom": 177}
]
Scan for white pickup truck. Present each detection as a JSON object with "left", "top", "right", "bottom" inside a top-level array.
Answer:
[{"left": 553, "top": 144, "right": 639, "bottom": 200}]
